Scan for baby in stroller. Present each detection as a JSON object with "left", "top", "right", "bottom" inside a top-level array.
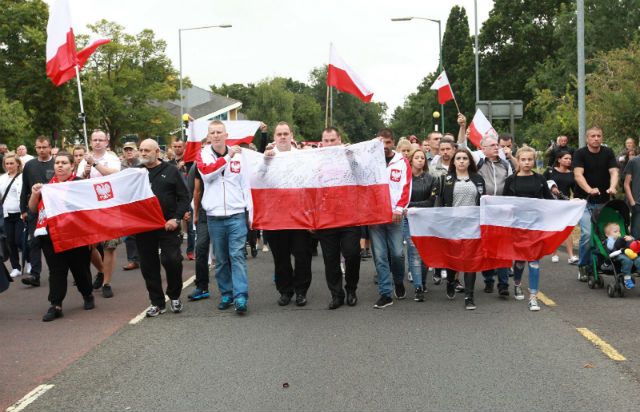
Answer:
[{"left": 605, "top": 222, "right": 638, "bottom": 290}]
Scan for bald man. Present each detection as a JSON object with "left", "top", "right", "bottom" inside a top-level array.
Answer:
[{"left": 136, "top": 139, "right": 190, "bottom": 316}]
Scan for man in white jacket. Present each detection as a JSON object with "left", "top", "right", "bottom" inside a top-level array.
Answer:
[
  {"left": 196, "top": 120, "right": 252, "bottom": 314},
  {"left": 370, "top": 129, "right": 412, "bottom": 309}
]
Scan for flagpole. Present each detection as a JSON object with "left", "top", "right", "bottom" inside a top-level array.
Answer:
[
  {"left": 329, "top": 86, "right": 334, "bottom": 126},
  {"left": 452, "top": 95, "right": 461, "bottom": 114},
  {"left": 325, "top": 85, "right": 330, "bottom": 127},
  {"left": 75, "top": 65, "right": 89, "bottom": 150}
]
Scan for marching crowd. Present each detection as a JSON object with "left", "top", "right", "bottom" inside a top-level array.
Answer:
[{"left": 1, "top": 112, "right": 638, "bottom": 321}]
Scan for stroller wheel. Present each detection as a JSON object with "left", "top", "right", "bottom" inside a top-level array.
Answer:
[
  {"left": 607, "top": 284, "right": 615, "bottom": 298},
  {"left": 617, "top": 281, "right": 625, "bottom": 298},
  {"left": 587, "top": 277, "right": 595, "bottom": 289}
]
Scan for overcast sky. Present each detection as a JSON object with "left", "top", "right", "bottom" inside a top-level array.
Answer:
[{"left": 56, "top": 0, "right": 493, "bottom": 114}]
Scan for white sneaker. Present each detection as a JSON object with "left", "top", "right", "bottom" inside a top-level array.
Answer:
[
  {"left": 9, "top": 268, "right": 21, "bottom": 278},
  {"left": 262, "top": 245, "right": 269, "bottom": 252},
  {"left": 528, "top": 296, "right": 541, "bottom": 311},
  {"left": 551, "top": 255, "right": 559, "bottom": 263},
  {"left": 568, "top": 256, "right": 579, "bottom": 264},
  {"left": 407, "top": 271, "right": 413, "bottom": 282},
  {"left": 514, "top": 285, "right": 525, "bottom": 301},
  {"left": 25, "top": 263, "right": 32, "bottom": 274}
]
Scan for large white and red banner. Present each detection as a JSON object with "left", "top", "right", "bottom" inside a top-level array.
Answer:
[
  {"left": 40, "top": 168, "right": 166, "bottom": 252},
  {"left": 242, "top": 139, "right": 391, "bottom": 230},
  {"left": 184, "top": 119, "right": 261, "bottom": 162},
  {"left": 327, "top": 43, "right": 374, "bottom": 102},
  {"left": 480, "top": 196, "right": 586, "bottom": 261},
  {"left": 408, "top": 197, "right": 586, "bottom": 271},
  {"left": 407, "top": 206, "right": 512, "bottom": 272},
  {"left": 46, "top": 0, "right": 109, "bottom": 86}
]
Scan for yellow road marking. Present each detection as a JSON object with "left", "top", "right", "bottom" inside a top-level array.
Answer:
[
  {"left": 537, "top": 291, "right": 556, "bottom": 307},
  {"left": 576, "top": 328, "right": 626, "bottom": 361}
]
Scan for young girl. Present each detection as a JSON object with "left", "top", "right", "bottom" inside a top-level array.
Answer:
[{"left": 503, "top": 147, "right": 554, "bottom": 311}]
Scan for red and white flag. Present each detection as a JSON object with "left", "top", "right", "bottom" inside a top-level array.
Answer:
[
  {"left": 480, "top": 196, "right": 586, "bottom": 261},
  {"left": 430, "top": 70, "right": 455, "bottom": 105},
  {"left": 407, "top": 206, "right": 511, "bottom": 272},
  {"left": 242, "top": 139, "right": 391, "bottom": 230},
  {"left": 327, "top": 43, "right": 374, "bottom": 102},
  {"left": 40, "top": 168, "right": 166, "bottom": 252},
  {"left": 46, "top": 0, "right": 110, "bottom": 86},
  {"left": 184, "top": 119, "right": 261, "bottom": 162},
  {"left": 468, "top": 109, "right": 497, "bottom": 148}
]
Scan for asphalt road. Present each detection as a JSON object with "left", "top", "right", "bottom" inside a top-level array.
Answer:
[{"left": 3, "top": 244, "right": 640, "bottom": 411}]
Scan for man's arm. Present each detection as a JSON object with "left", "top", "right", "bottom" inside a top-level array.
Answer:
[
  {"left": 608, "top": 167, "right": 619, "bottom": 195},
  {"left": 624, "top": 174, "right": 635, "bottom": 205},
  {"left": 20, "top": 165, "right": 30, "bottom": 216},
  {"left": 192, "top": 178, "right": 202, "bottom": 224},
  {"left": 573, "top": 167, "right": 593, "bottom": 193},
  {"left": 174, "top": 168, "right": 191, "bottom": 221},
  {"left": 456, "top": 113, "right": 467, "bottom": 146}
]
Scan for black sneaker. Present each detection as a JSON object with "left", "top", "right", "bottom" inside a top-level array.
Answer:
[
  {"left": 42, "top": 306, "right": 63, "bottom": 322},
  {"left": 93, "top": 272, "right": 104, "bottom": 290},
  {"left": 484, "top": 283, "right": 494, "bottom": 293},
  {"left": 102, "top": 284, "right": 114, "bottom": 298},
  {"left": 433, "top": 275, "right": 442, "bottom": 285},
  {"left": 295, "top": 294, "right": 307, "bottom": 307},
  {"left": 465, "top": 297, "right": 476, "bottom": 310},
  {"left": 578, "top": 266, "right": 588, "bottom": 282},
  {"left": 446, "top": 282, "right": 456, "bottom": 300},
  {"left": 455, "top": 279, "right": 465, "bottom": 293},
  {"left": 498, "top": 286, "right": 509, "bottom": 297},
  {"left": 83, "top": 295, "right": 95, "bottom": 310},
  {"left": 414, "top": 286, "right": 425, "bottom": 302},
  {"left": 278, "top": 294, "right": 292, "bottom": 306},
  {"left": 373, "top": 295, "right": 393, "bottom": 309},
  {"left": 394, "top": 282, "right": 406, "bottom": 300},
  {"left": 21, "top": 276, "right": 40, "bottom": 287},
  {"left": 250, "top": 246, "right": 258, "bottom": 258}
]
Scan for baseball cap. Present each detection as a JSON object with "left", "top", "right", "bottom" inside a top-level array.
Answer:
[{"left": 123, "top": 142, "right": 137, "bottom": 150}]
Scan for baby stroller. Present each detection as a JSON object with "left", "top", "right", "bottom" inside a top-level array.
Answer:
[{"left": 587, "top": 199, "right": 633, "bottom": 297}]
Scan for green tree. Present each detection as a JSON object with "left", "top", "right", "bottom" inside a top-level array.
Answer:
[
  {"left": 245, "top": 78, "right": 295, "bottom": 130},
  {"left": 0, "top": 89, "right": 34, "bottom": 148}
]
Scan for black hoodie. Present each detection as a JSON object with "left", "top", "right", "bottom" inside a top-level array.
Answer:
[{"left": 142, "top": 160, "right": 190, "bottom": 222}]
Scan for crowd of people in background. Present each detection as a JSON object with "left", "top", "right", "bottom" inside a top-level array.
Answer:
[{"left": 1, "top": 112, "right": 638, "bottom": 321}]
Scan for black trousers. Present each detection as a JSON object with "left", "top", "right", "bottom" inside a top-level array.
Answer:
[
  {"left": 40, "top": 236, "right": 92, "bottom": 306},
  {"left": 317, "top": 226, "right": 360, "bottom": 299},
  {"left": 195, "top": 209, "right": 210, "bottom": 290},
  {"left": 5, "top": 213, "right": 24, "bottom": 270},
  {"left": 265, "top": 229, "right": 312, "bottom": 296},
  {"left": 446, "top": 269, "right": 476, "bottom": 298},
  {"left": 136, "top": 229, "right": 183, "bottom": 307}
]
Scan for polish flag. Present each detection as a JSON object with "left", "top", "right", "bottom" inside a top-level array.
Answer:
[
  {"left": 242, "top": 139, "right": 391, "bottom": 230},
  {"left": 430, "top": 70, "right": 455, "bottom": 105},
  {"left": 480, "top": 196, "right": 587, "bottom": 261},
  {"left": 46, "top": 0, "right": 110, "bottom": 86},
  {"left": 407, "top": 206, "right": 512, "bottom": 272},
  {"left": 40, "top": 168, "right": 166, "bottom": 252},
  {"left": 184, "top": 119, "right": 261, "bottom": 162},
  {"left": 327, "top": 44, "right": 374, "bottom": 102},
  {"left": 468, "top": 109, "right": 497, "bottom": 148}
]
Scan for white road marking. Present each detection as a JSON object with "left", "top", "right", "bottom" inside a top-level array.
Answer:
[
  {"left": 128, "top": 275, "right": 195, "bottom": 325},
  {"left": 6, "top": 384, "right": 54, "bottom": 412}
]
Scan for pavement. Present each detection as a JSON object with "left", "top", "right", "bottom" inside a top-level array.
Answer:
[{"left": 2, "top": 244, "right": 640, "bottom": 411}]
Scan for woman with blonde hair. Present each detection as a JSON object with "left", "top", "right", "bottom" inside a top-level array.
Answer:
[{"left": 0, "top": 152, "right": 24, "bottom": 277}]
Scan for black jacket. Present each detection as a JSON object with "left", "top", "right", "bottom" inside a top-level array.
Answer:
[
  {"left": 142, "top": 161, "right": 190, "bottom": 221},
  {"left": 440, "top": 172, "right": 486, "bottom": 207},
  {"left": 408, "top": 173, "right": 439, "bottom": 208}
]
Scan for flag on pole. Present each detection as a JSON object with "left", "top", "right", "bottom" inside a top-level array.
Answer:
[
  {"left": 430, "top": 70, "right": 455, "bottom": 104},
  {"left": 242, "top": 139, "right": 391, "bottom": 230},
  {"left": 480, "top": 196, "right": 586, "bottom": 261},
  {"left": 327, "top": 43, "right": 374, "bottom": 102},
  {"left": 468, "top": 109, "right": 497, "bottom": 147},
  {"left": 40, "top": 168, "right": 166, "bottom": 252},
  {"left": 46, "top": 0, "right": 110, "bottom": 86},
  {"left": 184, "top": 119, "right": 262, "bottom": 162}
]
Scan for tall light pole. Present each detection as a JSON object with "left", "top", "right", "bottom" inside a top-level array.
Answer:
[
  {"left": 577, "top": 0, "right": 586, "bottom": 147},
  {"left": 178, "top": 24, "right": 232, "bottom": 139},
  {"left": 474, "top": 0, "right": 480, "bottom": 104},
  {"left": 392, "top": 16, "right": 444, "bottom": 132}
]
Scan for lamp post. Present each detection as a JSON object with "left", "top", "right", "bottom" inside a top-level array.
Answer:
[
  {"left": 178, "top": 24, "right": 232, "bottom": 139},
  {"left": 392, "top": 16, "right": 444, "bottom": 132}
]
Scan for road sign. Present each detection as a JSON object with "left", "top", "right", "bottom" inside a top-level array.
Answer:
[{"left": 476, "top": 100, "right": 523, "bottom": 139}]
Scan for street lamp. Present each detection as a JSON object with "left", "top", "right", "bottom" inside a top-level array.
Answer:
[
  {"left": 392, "top": 16, "right": 444, "bottom": 132},
  {"left": 178, "top": 24, "right": 232, "bottom": 139}
]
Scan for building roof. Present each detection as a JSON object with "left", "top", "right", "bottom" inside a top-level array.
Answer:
[{"left": 164, "top": 85, "right": 242, "bottom": 119}]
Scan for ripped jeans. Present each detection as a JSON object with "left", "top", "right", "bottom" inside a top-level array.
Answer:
[{"left": 513, "top": 260, "right": 540, "bottom": 294}]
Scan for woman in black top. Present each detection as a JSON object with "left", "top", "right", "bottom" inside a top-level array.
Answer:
[
  {"left": 28, "top": 151, "right": 94, "bottom": 322},
  {"left": 441, "top": 148, "right": 486, "bottom": 310},
  {"left": 402, "top": 148, "right": 438, "bottom": 302},
  {"left": 503, "top": 147, "right": 553, "bottom": 312},
  {"left": 543, "top": 151, "right": 578, "bottom": 264}
]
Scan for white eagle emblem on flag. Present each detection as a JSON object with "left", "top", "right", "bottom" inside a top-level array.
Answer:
[
  {"left": 390, "top": 169, "right": 401, "bottom": 182},
  {"left": 94, "top": 182, "right": 114, "bottom": 201}
]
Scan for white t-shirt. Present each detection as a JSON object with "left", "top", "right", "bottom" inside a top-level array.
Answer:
[
  {"left": 0, "top": 172, "right": 23, "bottom": 217},
  {"left": 19, "top": 154, "right": 34, "bottom": 165},
  {"left": 78, "top": 151, "right": 121, "bottom": 178}
]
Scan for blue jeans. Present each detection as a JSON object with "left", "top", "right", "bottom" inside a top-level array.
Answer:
[
  {"left": 207, "top": 213, "right": 248, "bottom": 299},
  {"left": 370, "top": 221, "right": 405, "bottom": 297},
  {"left": 579, "top": 203, "right": 603, "bottom": 266},
  {"left": 615, "top": 254, "right": 640, "bottom": 275},
  {"left": 513, "top": 260, "right": 540, "bottom": 294},
  {"left": 402, "top": 217, "right": 425, "bottom": 288},
  {"left": 482, "top": 268, "right": 510, "bottom": 289}
]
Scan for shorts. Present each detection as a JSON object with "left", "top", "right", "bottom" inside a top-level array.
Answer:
[{"left": 102, "top": 237, "right": 123, "bottom": 250}]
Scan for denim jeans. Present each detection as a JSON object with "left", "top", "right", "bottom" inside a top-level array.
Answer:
[
  {"left": 513, "top": 260, "right": 540, "bottom": 294},
  {"left": 615, "top": 254, "right": 640, "bottom": 275},
  {"left": 207, "top": 213, "right": 248, "bottom": 299},
  {"left": 124, "top": 235, "right": 139, "bottom": 263},
  {"left": 579, "top": 203, "right": 603, "bottom": 266},
  {"left": 402, "top": 217, "right": 425, "bottom": 288},
  {"left": 482, "top": 268, "right": 510, "bottom": 289},
  {"left": 370, "top": 221, "right": 405, "bottom": 297}
]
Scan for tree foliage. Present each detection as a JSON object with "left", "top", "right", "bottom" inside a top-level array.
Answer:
[{"left": 0, "top": 89, "right": 33, "bottom": 148}]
